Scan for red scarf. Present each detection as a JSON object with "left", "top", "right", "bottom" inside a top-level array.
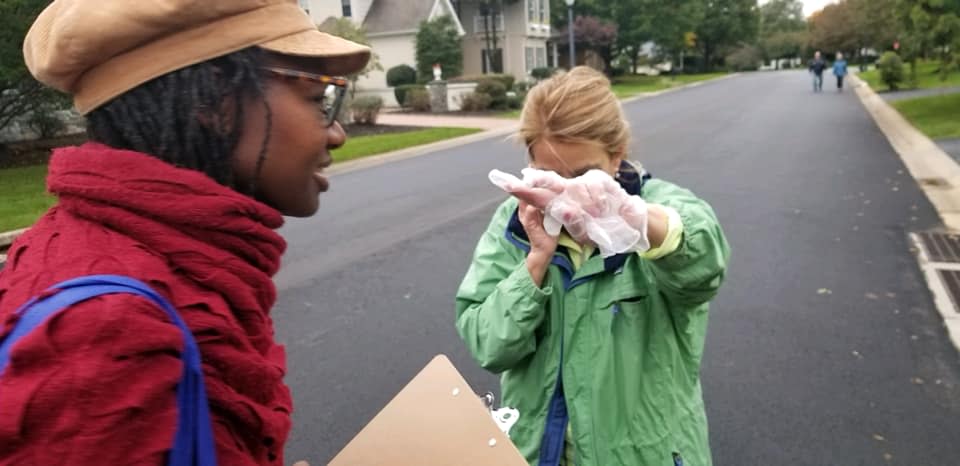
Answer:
[{"left": 0, "top": 143, "right": 291, "bottom": 465}]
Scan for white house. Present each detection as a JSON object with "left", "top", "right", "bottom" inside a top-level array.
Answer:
[{"left": 300, "top": 0, "right": 554, "bottom": 106}]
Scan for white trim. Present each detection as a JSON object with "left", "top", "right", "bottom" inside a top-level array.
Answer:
[{"left": 430, "top": 0, "right": 467, "bottom": 36}]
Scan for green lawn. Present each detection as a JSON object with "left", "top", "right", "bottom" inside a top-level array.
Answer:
[
  {"left": 0, "top": 127, "right": 483, "bottom": 232},
  {"left": 334, "top": 127, "right": 482, "bottom": 162},
  {"left": 892, "top": 92, "right": 960, "bottom": 140},
  {"left": 860, "top": 60, "right": 960, "bottom": 91},
  {"left": 611, "top": 72, "right": 728, "bottom": 99},
  {"left": 0, "top": 164, "right": 55, "bottom": 232}
]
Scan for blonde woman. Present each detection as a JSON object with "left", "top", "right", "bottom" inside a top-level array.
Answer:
[{"left": 456, "top": 67, "right": 730, "bottom": 466}]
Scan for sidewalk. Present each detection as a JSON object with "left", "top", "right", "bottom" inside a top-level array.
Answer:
[
  {"left": 376, "top": 112, "right": 516, "bottom": 131},
  {"left": 880, "top": 85, "right": 960, "bottom": 102}
]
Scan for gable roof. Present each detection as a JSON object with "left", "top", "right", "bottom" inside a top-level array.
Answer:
[{"left": 363, "top": 0, "right": 464, "bottom": 36}]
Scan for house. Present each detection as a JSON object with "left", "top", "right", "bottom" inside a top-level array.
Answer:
[{"left": 300, "top": 0, "right": 555, "bottom": 106}]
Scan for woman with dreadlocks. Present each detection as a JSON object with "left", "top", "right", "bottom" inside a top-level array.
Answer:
[{"left": 0, "top": 1, "right": 369, "bottom": 465}]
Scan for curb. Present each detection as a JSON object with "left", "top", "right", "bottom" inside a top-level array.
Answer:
[
  {"left": 326, "top": 124, "right": 518, "bottom": 177},
  {"left": 849, "top": 73, "right": 960, "bottom": 231},
  {"left": 852, "top": 73, "right": 960, "bottom": 353},
  {"left": 619, "top": 73, "right": 741, "bottom": 105}
]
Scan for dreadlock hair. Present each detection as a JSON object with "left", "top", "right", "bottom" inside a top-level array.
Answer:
[{"left": 86, "top": 47, "right": 271, "bottom": 194}]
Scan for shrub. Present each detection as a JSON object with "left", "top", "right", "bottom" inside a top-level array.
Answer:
[
  {"left": 530, "top": 67, "right": 554, "bottom": 81},
  {"left": 878, "top": 51, "right": 904, "bottom": 91},
  {"left": 404, "top": 88, "right": 432, "bottom": 112},
  {"left": 450, "top": 73, "right": 515, "bottom": 90},
  {"left": 350, "top": 96, "right": 383, "bottom": 125},
  {"left": 394, "top": 84, "right": 424, "bottom": 107},
  {"left": 415, "top": 16, "right": 463, "bottom": 81},
  {"left": 386, "top": 64, "right": 417, "bottom": 87},
  {"left": 506, "top": 94, "right": 524, "bottom": 110},
  {"left": 459, "top": 92, "right": 493, "bottom": 112},
  {"left": 725, "top": 45, "right": 762, "bottom": 72},
  {"left": 476, "top": 79, "right": 508, "bottom": 109}
]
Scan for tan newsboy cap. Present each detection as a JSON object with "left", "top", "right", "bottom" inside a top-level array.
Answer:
[{"left": 24, "top": 0, "right": 371, "bottom": 114}]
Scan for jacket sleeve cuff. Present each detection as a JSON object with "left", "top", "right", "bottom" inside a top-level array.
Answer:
[{"left": 639, "top": 205, "right": 684, "bottom": 260}]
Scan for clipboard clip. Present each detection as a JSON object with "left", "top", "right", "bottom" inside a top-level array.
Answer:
[{"left": 479, "top": 391, "right": 520, "bottom": 437}]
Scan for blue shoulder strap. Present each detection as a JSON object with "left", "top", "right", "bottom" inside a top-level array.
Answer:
[{"left": 0, "top": 274, "right": 216, "bottom": 466}]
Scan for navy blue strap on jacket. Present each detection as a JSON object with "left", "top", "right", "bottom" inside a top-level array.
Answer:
[{"left": 0, "top": 274, "right": 216, "bottom": 466}]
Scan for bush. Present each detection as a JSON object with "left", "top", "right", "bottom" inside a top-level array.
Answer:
[
  {"left": 512, "top": 81, "right": 533, "bottom": 96},
  {"left": 506, "top": 94, "right": 524, "bottom": 110},
  {"left": 386, "top": 64, "right": 417, "bottom": 87},
  {"left": 394, "top": 84, "right": 424, "bottom": 107},
  {"left": 476, "top": 79, "right": 508, "bottom": 110},
  {"left": 350, "top": 96, "right": 383, "bottom": 125},
  {"left": 878, "top": 51, "right": 905, "bottom": 91},
  {"left": 530, "top": 67, "right": 554, "bottom": 81},
  {"left": 404, "top": 88, "right": 432, "bottom": 112},
  {"left": 726, "top": 45, "right": 762, "bottom": 72},
  {"left": 450, "top": 73, "right": 515, "bottom": 90},
  {"left": 459, "top": 92, "right": 493, "bottom": 112}
]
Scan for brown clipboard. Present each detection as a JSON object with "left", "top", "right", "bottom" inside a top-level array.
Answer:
[{"left": 328, "top": 355, "right": 529, "bottom": 465}]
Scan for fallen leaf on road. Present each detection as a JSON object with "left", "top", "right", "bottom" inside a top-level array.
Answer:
[
  {"left": 852, "top": 350, "right": 862, "bottom": 359},
  {"left": 935, "top": 379, "right": 943, "bottom": 385},
  {"left": 897, "top": 170, "right": 904, "bottom": 175},
  {"left": 886, "top": 292, "right": 896, "bottom": 298},
  {"left": 910, "top": 216, "right": 918, "bottom": 222},
  {"left": 873, "top": 434, "right": 886, "bottom": 441},
  {"left": 853, "top": 225, "right": 860, "bottom": 231},
  {"left": 817, "top": 288, "right": 833, "bottom": 295},
  {"left": 910, "top": 205, "right": 918, "bottom": 211},
  {"left": 865, "top": 292, "right": 879, "bottom": 300},
  {"left": 403, "top": 293, "right": 412, "bottom": 300},
  {"left": 911, "top": 377, "right": 925, "bottom": 385},
  {"left": 883, "top": 453, "right": 893, "bottom": 461},
  {"left": 910, "top": 335, "right": 919, "bottom": 341},
  {"left": 892, "top": 186, "right": 899, "bottom": 191},
  {"left": 864, "top": 199, "right": 872, "bottom": 205},
  {"left": 894, "top": 309, "right": 901, "bottom": 314},
  {"left": 857, "top": 212, "right": 865, "bottom": 217}
]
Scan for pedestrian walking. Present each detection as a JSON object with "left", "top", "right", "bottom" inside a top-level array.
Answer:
[
  {"left": 809, "top": 50, "right": 827, "bottom": 92},
  {"left": 833, "top": 52, "right": 849, "bottom": 92}
]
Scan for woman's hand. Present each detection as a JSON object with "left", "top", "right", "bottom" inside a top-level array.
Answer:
[{"left": 518, "top": 201, "right": 557, "bottom": 287}]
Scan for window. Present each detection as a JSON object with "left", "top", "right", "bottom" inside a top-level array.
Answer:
[
  {"left": 297, "top": 0, "right": 310, "bottom": 14},
  {"left": 527, "top": 0, "right": 536, "bottom": 22},
  {"left": 482, "top": 49, "right": 504, "bottom": 73},
  {"left": 473, "top": 14, "right": 504, "bottom": 33},
  {"left": 538, "top": 0, "right": 546, "bottom": 25},
  {"left": 525, "top": 47, "right": 535, "bottom": 73},
  {"left": 536, "top": 47, "right": 546, "bottom": 68},
  {"left": 341, "top": 0, "right": 352, "bottom": 17}
]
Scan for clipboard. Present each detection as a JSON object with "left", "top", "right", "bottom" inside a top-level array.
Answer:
[{"left": 328, "top": 355, "right": 529, "bottom": 465}]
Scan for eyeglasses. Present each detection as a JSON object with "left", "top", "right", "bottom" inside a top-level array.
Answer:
[{"left": 260, "top": 67, "right": 349, "bottom": 127}]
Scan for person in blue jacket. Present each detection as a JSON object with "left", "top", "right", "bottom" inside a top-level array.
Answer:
[{"left": 833, "top": 52, "right": 849, "bottom": 92}]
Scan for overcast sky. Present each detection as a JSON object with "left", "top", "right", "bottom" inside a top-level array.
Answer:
[{"left": 759, "top": 0, "right": 837, "bottom": 17}]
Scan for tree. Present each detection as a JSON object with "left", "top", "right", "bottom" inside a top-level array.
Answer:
[
  {"left": 555, "top": 15, "right": 618, "bottom": 71},
  {"left": 0, "top": 0, "right": 68, "bottom": 137},
  {"left": 808, "top": 2, "right": 859, "bottom": 56},
  {"left": 415, "top": 15, "right": 464, "bottom": 81},
  {"left": 318, "top": 17, "right": 383, "bottom": 95},
  {"left": 895, "top": 0, "right": 960, "bottom": 82},
  {"left": 758, "top": 0, "right": 806, "bottom": 67},
  {"left": 695, "top": 0, "right": 761, "bottom": 71}
]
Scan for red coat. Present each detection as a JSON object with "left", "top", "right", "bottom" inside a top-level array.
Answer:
[{"left": 0, "top": 143, "right": 291, "bottom": 465}]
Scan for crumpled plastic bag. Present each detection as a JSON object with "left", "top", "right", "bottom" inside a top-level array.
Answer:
[{"left": 488, "top": 168, "right": 649, "bottom": 257}]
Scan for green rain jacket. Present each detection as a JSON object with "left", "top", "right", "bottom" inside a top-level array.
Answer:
[{"left": 456, "top": 168, "right": 730, "bottom": 466}]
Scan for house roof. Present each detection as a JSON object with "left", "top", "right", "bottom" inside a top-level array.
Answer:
[{"left": 363, "top": 0, "right": 437, "bottom": 34}]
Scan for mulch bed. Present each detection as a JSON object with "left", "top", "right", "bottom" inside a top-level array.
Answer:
[{"left": 0, "top": 124, "right": 425, "bottom": 170}]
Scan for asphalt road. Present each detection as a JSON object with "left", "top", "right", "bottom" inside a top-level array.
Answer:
[{"left": 276, "top": 70, "right": 960, "bottom": 465}]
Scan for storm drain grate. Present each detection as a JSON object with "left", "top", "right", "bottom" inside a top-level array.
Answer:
[
  {"left": 937, "top": 269, "right": 960, "bottom": 315},
  {"left": 918, "top": 231, "right": 960, "bottom": 263}
]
